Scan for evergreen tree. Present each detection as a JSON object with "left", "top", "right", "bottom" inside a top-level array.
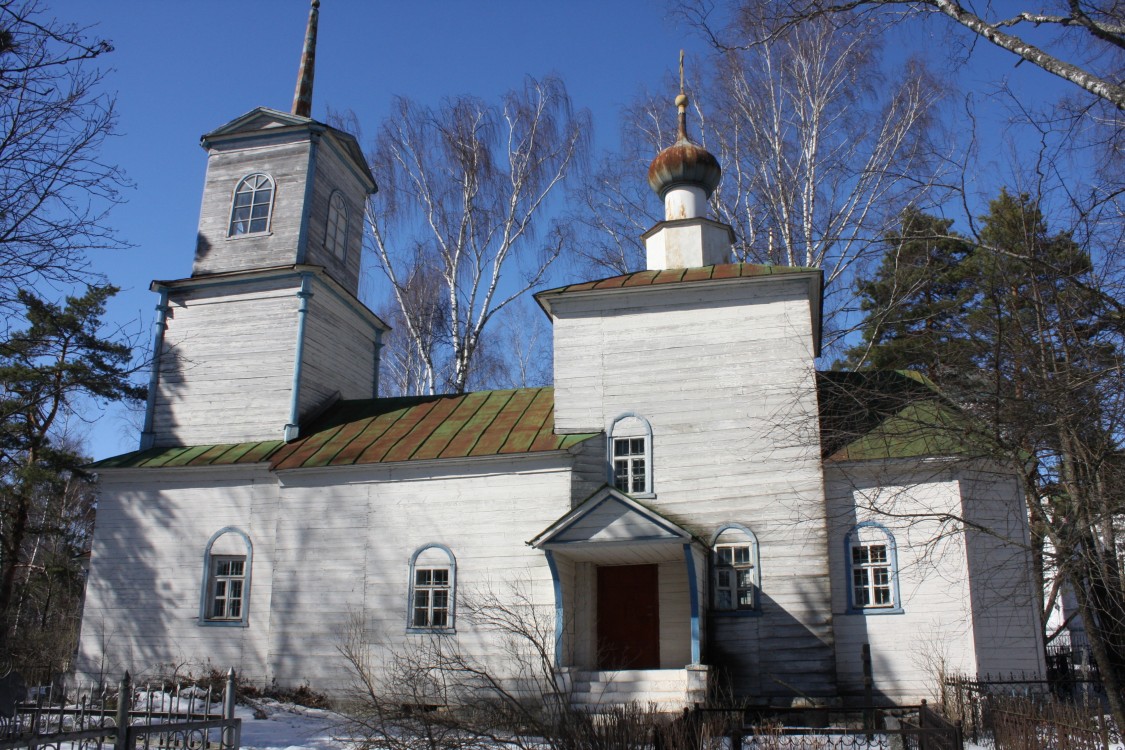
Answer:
[
  {"left": 0, "top": 284, "right": 145, "bottom": 678},
  {"left": 846, "top": 189, "right": 1125, "bottom": 726},
  {"left": 844, "top": 208, "right": 974, "bottom": 378}
]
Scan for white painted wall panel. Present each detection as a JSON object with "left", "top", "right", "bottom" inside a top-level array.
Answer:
[
  {"left": 75, "top": 467, "right": 280, "bottom": 686},
  {"left": 549, "top": 276, "right": 834, "bottom": 698},
  {"left": 152, "top": 280, "right": 301, "bottom": 446},
  {"left": 960, "top": 471, "right": 1046, "bottom": 677},
  {"left": 826, "top": 467, "right": 978, "bottom": 702}
]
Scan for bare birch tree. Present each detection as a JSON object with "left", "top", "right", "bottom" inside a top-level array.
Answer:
[
  {"left": 572, "top": 21, "right": 943, "bottom": 333},
  {"left": 366, "top": 76, "right": 590, "bottom": 395},
  {"left": 705, "top": 17, "right": 943, "bottom": 291},
  {"left": 684, "top": 0, "right": 1125, "bottom": 111}
]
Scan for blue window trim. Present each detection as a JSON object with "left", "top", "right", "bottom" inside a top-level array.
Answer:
[
  {"left": 607, "top": 412, "right": 654, "bottom": 498},
  {"left": 709, "top": 523, "right": 762, "bottom": 616},
  {"left": 406, "top": 543, "right": 457, "bottom": 634},
  {"left": 199, "top": 527, "right": 253, "bottom": 627},
  {"left": 844, "top": 521, "right": 904, "bottom": 615},
  {"left": 227, "top": 172, "right": 276, "bottom": 238}
]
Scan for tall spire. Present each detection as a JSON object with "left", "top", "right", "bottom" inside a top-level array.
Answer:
[{"left": 291, "top": 0, "right": 320, "bottom": 118}]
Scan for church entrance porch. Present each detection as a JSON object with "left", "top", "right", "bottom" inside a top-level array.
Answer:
[{"left": 529, "top": 488, "right": 710, "bottom": 708}]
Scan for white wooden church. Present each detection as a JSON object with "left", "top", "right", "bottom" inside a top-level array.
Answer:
[{"left": 76, "top": 4, "right": 1045, "bottom": 707}]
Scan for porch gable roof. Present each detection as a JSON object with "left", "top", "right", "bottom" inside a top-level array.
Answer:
[{"left": 529, "top": 486, "right": 694, "bottom": 549}]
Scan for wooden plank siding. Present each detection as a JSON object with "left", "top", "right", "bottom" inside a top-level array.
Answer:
[
  {"left": 547, "top": 275, "right": 837, "bottom": 698},
  {"left": 301, "top": 142, "right": 366, "bottom": 295},
  {"left": 75, "top": 466, "right": 281, "bottom": 686},
  {"left": 193, "top": 138, "right": 311, "bottom": 276},
  {"left": 274, "top": 454, "right": 575, "bottom": 692},
  {"left": 297, "top": 280, "right": 380, "bottom": 417},
  {"left": 960, "top": 471, "right": 1046, "bottom": 677},
  {"left": 825, "top": 466, "right": 978, "bottom": 702},
  {"left": 152, "top": 279, "right": 302, "bottom": 446}
]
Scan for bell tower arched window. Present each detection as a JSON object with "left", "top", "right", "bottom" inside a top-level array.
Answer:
[
  {"left": 326, "top": 191, "right": 349, "bottom": 260},
  {"left": 228, "top": 173, "right": 275, "bottom": 236}
]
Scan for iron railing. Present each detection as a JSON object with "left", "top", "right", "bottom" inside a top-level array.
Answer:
[{"left": 0, "top": 670, "right": 241, "bottom": 750}]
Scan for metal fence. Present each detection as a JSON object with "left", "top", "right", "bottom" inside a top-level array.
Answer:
[
  {"left": 0, "top": 670, "right": 241, "bottom": 750},
  {"left": 943, "top": 673, "right": 1117, "bottom": 747},
  {"left": 689, "top": 700, "right": 962, "bottom": 750}
]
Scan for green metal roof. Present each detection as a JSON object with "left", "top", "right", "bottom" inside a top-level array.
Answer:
[
  {"left": 817, "top": 370, "right": 978, "bottom": 462},
  {"left": 93, "top": 387, "right": 597, "bottom": 471},
  {"left": 537, "top": 262, "right": 818, "bottom": 297},
  {"left": 95, "top": 374, "right": 978, "bottom": 471},
  {"left": 90, "top": 440, "right": 285, "bottom": 469}
]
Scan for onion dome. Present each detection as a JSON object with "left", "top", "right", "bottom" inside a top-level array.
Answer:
[{"left": 647, "top": 92, "right": 721, "bottom": 200}]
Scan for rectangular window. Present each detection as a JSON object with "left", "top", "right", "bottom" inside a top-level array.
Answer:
[
  {"left": 208, "top": 556, "right": 246, "bottom": 621},
  {"left": 851, "top": 544, "right": 893, "bottom": 608},
  {"left": 714, "top": 544, "right": 756, "bottom": 610},
  {"left": 613, "top": 437, "right": 647, "bottom": 494},
  {"left": 412, "top": 568, "right": 451, "bottom": 628}
]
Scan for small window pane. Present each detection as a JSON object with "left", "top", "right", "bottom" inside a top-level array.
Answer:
[{"left": 229, "top": 174, "right": 273, "bottom": 236}]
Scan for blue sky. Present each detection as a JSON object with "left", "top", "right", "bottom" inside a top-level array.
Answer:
[
  {"left": 49, "top": 1, "right": 717, "bottom": 458},
  {"left": 46, "top": 1, "right": 1080, "bottom": 459}
]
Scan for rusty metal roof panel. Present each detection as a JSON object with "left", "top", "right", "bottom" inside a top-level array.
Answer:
[
  {"left": 89, "top": 440, "right": 284, "bottom": 470},
  {"left": 653, "top": 268, "right": 687, "bottom": 285},
  {"left": 498, "top": 388, "right": 554, "bottom": 454},
  {"left": 440, "top": 389, "right": 514, "bottom": 458},
  {"left": 467, "top": 388, "right": 539, "bottom": 456},
  {"left": 411, "top": 390, "right": 491, "bottom": 461},
  {"left": 378, "top": 396, "right": 464, "bottom": 463},
  {"left": 350, "top": 399, "right": 444, "bottom": 465},
  {"left": 538, "top": 263, "right": 820, "bottom": 299},
  {"left": 270, "top": 387, "right": 598, "bottom": 469},
  {"left": 92, "top": 389, "right": 598, "bottom": 472}
]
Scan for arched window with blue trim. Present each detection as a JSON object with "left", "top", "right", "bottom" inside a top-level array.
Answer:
[
  {"left": 408, "top": 544, "right": 456, "bottom": 631},
  {"left": 201, "top": 527, "right": 252, "bottom": 625},
  {"left": 228, "top": 173, "right": 275, "bottom": 236},
  {"left": 845, "top": 522, "right": 901, "bottom": 613},
  {"left": 711, "top": 525, "right": 760, "bottom": 612},
  {"left": 608, "top": 413, "right": 653, "bottom": 496}
]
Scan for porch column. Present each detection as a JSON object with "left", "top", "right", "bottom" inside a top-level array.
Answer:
[
  {"left": 545, "top": 550, "right": 564, "bottom": 664},
  {"left": 683, "top": 543, "right": 702, "bottom": 663}
]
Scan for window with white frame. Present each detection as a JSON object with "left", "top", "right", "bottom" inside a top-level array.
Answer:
[
  {"left": 712, "top": 526, "right": 759, "bottom": 611},
  {"left": 326, "top": 191, "right": 348, "bottom": 259},
  {"left": 847, "top": 524, "right": 898, "bottom": 611},
  {"left": 228, "top": 173, "right": 275, "bottom": 236},
  {"left": 613, "top": 437, "right": 646, "bottom": 493},
  {"left": 208, "top": 556, "right": 246, "bottom": 620},
  {"left": 201, "top": 527, "right": 252, "bottom": 625},
  {"left": 408, "top": 545, "right": 455, "bottom": 630},
  {"left": 609, "top": 414, "right": 652, "bottom": 495}
]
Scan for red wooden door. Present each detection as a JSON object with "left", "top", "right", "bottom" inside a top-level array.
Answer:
[{"left": 597, "top": 564, "right": 660, "bottom": 669}]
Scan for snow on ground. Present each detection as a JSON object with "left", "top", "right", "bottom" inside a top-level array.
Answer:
[
  {"left": 237, "top": 700, "right": 351, "bottom": 750},
  {"left": 232, "top": 700, "right": 1125, "bottom": 750}
]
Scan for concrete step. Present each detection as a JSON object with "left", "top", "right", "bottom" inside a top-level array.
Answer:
[{"left": 569, "top": 669, "right": 688, "bottom": 707}]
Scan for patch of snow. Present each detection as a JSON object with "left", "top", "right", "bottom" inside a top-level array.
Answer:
[{"left": 236, "top": 700, "right": 351, "bottom": 750}]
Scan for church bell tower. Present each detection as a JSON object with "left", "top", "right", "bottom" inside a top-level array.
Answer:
[{"left": 139, "top": 1, "right": 388, "bottom": 449}]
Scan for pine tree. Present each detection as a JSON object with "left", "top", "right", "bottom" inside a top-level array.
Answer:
[
  {"left": 846, "top": 189, "right": 1125, "bottom": 727},
  {"left": 0, "top": 284, "right": 145, "bottom": 676},
  {"left": 844, "top": 208, "right": 975, "bottom": 378}
]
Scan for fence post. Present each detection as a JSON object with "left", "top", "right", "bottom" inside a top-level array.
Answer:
[
  {"left": 223, "top": 669, "right": 236, "bottom": 720},
  {"left": 113, "top": 671, "right": 131, "bottom": 750},
  {"left": 862, "top": 644, "right": 874, "bottom": 733},
  {"left": 223, "top": 668, "right": 237, "bottom": 749}
]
